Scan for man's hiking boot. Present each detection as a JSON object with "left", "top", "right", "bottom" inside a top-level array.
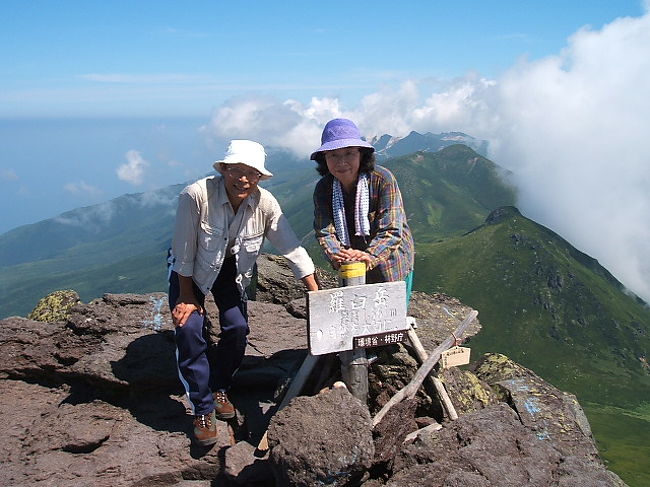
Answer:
[
  {"left": 193, "top": 410, "right": 218, "bottom": 446},
  {"left": 213, "top": 390, "right": 236, "bottom": 420}
]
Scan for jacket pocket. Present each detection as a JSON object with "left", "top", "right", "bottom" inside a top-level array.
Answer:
[
  {"left": 199, "top": 221, "right": 225, "bottom": 252},
  {"left": 242, "top": 234, "right": 263, "bottom": 253}
]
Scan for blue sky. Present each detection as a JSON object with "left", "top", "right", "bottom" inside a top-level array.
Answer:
[
  {"left": 2, "top": 0, "right": 650, "bottom": 303},
  {"left": 1, "top": 0, "right": 644, "bottom": 118}
]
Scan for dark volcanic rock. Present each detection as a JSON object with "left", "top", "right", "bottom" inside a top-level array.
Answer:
[
  {"left": 473, "top": 353, "right": 602, "bottom": 459},
  {"left": 373, "top": 398, "right": 418, "bottom": 467},
  {"left": 254, "top": 254, "right": 337, "bottom": 306},
  {"left": 0, "top": 379, "right": 226, "bottom": 487},
  {"left": 438, "top": 365, "right": 500, "bottom": 415},
  {"left": 267, "top": 387, "right": 375, "bottom": 486},
  {"left": 407, "top": 291, "right": 482, "bottom": 350},
  {"left": 0, "top": 256, "right": 626, "bottom": 486},
  {"left": 392, "top": 402, "right": 623, "bottom": 487}
]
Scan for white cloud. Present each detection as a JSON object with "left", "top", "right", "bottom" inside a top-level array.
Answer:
[
  {"left": 201, "top": 95, "right": 335, "bottom": 156},
  {"left": 117, "top": 150, "right": 149, "bottom": 186},
  {"left": 54, "top": 201, "right": 115, "bottom": 230},
  {"left": 63, "top": 180, "right": 103, "bottom": 196},
  {"left": 201, "top": 9, "right": 650, "bottom": 303},
  {"left": 1, "top": 168, "right": 18, "bottom": 181},
  {"left": 138, "top": 188, "right": 178, "bottom": 208}
]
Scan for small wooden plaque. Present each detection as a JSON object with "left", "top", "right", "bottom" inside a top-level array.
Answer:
[{"left": 440, "top": 346, "right": 471, "bottom": 368}]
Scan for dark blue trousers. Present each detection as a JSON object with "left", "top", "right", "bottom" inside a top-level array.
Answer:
[{"left": 169, "top": 258, "right": 249, "bottom": 416}]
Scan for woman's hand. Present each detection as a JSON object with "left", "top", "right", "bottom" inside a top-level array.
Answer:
[
  {"left": 334, "top": 248, "right": 374, "bottom": 270},
  {"left": 172, "top": 295, "right": 203, "bottom": 327}
]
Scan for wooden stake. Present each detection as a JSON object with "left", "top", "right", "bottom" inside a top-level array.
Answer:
[
  {"left": 403, "top": 421, "right": 443, "bottom": 443},
  {"left": 372, "top": 310, "right": 478, "bottom": 427},
  {"left": 257, "top": 353, "right": 320, "bottom": 451},
  {"left": 406, "top": 326, "right": 458, "bottom": 421}
]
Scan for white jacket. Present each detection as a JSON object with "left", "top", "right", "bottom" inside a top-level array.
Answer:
[{"left": 172, "top": 176, "right": 315, "bottom": 296}]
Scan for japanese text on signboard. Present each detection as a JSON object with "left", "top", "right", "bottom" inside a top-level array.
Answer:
[{"left": 307, "top": 281, "right": 407, "bottom": 355}]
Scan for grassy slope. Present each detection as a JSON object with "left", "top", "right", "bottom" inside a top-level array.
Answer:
[
  {"left": 0, "top": 189, "right": 179, "bottom": 317},
  {"left": 413, "top": 207, "right": 650, "bottom": 485}
]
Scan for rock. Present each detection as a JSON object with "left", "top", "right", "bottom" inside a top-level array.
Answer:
[
  {"left": 253, "top": 254, "right": 337, "bottom": 306},
  {"left": 438, "top": 366, "right": 499, "bottom": 415},
  {"left": 0, "top": 317, "right": 70, "bottom": 383},
  {"left": 27, "top": 289, "right": 80, "bottom": 323},
  {"left": 394, "top": 403, "right": 563, "bottom": 486},
  {"left": 407, "top": 291, "right": 481, "bottom": 351},
  {"left": 0, "top": 255, "right": 627, "bottom": 486},
  {"left": 223, "top": 440, "right": 273, "bottom": 485},
  {"left": 0, "top": 379, "right": 227, "bottom": 487},
  {"left": 369, "top": 343, "right": 423, "bottom": 414},
  {"left": 381, "top": 355, "right": 626, "bottom": 486},
  {"left": 473, "top": 353, "right": 601, "bottom": 458},
  {"left": 373, "top": 398, "right": 418, "bottom": 467},
  {"left": 267, "top": 387, "right": 375, "bottom": 486}
]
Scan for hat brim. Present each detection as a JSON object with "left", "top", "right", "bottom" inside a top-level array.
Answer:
[
  {"left": 212, "top": 160, "right": 273, "bottom": 181},
  {"left": 310, "top": 138, "right": 374, "bottom": 160}
]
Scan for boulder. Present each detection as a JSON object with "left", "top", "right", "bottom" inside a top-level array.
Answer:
[
  {"left": 27, "top": 289, "right": 80, "bottom": 323},
  {"left": 473, "top": 353, "right": 602, "bottom": 458},
  {"left": 267, "top": 387, "right": 375, "bottom": 486}
]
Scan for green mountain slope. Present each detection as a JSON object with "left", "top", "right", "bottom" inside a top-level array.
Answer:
[
  {"left": 414, "top": 205, "right": 650, "bottom": 406},
  {"left": 0, "top": 186, "right": 181, "bottom": 317},
  {"left": 384, "top": 144, "right": 517, "bottom": 240},
  {"left": 414, "top": 205, "right": 650, "bottom": 486}
]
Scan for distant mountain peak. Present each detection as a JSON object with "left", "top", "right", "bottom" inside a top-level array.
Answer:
[{"left": 371, "top": 130, "right": 488, "bottom": 159}]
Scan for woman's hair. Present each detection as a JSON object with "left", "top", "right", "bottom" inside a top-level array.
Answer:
[{"left": 313, "top": 147, "right": 376, "bottom": 176}]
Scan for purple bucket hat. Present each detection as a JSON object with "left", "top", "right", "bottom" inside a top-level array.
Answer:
[{"left": 310, "top": 118, "right": 374, "bottom": 160}]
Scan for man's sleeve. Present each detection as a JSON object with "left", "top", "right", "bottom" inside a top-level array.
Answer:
[
  {"left": 264, "top": 193, "right": 315, "bottom": 279},
  {"left": 171, "top": 186, "right": 201, "bottom": 277}
]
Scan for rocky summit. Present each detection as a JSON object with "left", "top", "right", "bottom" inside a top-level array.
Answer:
[{"left": 0, "top": 255, "right": 627, "bottom": 486}]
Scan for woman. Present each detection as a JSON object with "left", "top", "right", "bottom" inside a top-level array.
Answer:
[{"left": 311, "top": 118, "right": 414, "bottom": 298}]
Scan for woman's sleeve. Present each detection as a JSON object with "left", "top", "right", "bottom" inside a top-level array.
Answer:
[
  {"left": 313, "top": 178, "right": 342, "bottom": 261},
  {"left": 365, "top": 170, "right": 405, "bottom": 266}
]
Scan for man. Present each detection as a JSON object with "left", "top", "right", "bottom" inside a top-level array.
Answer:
[{"left": 169, "top": 139, "right": 318, "bottom": 446}]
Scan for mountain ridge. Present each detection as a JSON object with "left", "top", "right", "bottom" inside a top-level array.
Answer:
[{"left": 1, "top": 136, "right": 649, "bottom": 484}]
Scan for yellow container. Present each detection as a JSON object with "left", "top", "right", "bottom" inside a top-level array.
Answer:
[{"left": 339, "top": 261, "right": 366, "bottom": 279}]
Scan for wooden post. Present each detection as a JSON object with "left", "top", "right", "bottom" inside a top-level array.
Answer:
[
  {"left": 338, "top": 261, "right": 369, "bottom": 404},
  {"left": 257, "top": 353, "right": 320, "bottom": 451},
  {"left": 372, "top": 310, "right": 478, "bottom": 427},
  {"left": 406, "top": 326, "right": 458, "bottom": 421}
]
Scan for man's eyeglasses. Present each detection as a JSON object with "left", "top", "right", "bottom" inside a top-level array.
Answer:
[{"left": 226, "top": 166, "right": 262, "bottom": 182}]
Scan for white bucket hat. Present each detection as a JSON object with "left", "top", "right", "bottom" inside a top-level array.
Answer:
[{"left": 213, "top": 140, "right": 273, "bottom": 180}]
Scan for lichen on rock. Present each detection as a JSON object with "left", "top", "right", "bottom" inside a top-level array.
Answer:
[{"left": 27, "top": 289, "right": 80, "bottom": 323}]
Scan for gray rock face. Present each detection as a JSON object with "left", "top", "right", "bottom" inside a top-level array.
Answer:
[
  {"left": 0, "top": 256, "right": 626, "bottom": 486},
  {"left": 393, "top": 403, "right": 622, "bottom": 487},
  {"left": 268, "top": 387, "right": 375, "bottom": 486},
  {"left": 0, "top": 289, "right": 307, "bottom": 486}
]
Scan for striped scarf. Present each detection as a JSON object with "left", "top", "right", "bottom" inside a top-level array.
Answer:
[{"left": 332, "top": 173, "right": 370, "bottom": 247}]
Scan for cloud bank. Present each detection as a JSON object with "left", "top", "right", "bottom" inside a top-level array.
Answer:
[
  {"left": 64, "top": 180, "right": 103, "bottom": 197},
  {"left": 1, "top": 168, "right": 18, "bottom": 182},
  {"left": 202, "top": 10, "right": 650, "bottom": 303},
  {"left": 117, "top": 150, "right": 149, "bottom": 186}
]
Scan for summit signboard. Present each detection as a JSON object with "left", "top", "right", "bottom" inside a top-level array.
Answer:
[{"left": 307, "top": 281, "right": 408, "bottom": 355}]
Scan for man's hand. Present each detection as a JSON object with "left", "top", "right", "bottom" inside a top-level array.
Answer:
[{"left": 172, "top": 297, "right": 203, "bottom": 327}]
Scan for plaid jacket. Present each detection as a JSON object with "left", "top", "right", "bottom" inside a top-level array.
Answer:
[{"left": 313, "top": 165, "right": 414, "bottom": 282}]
